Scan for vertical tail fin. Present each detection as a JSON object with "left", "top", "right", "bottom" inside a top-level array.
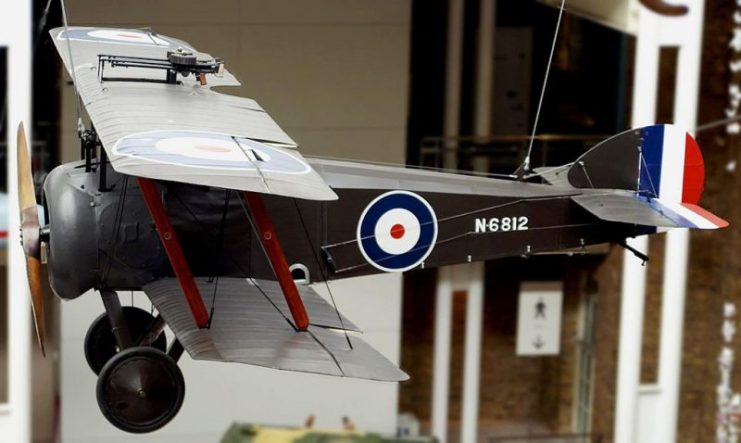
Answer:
[
  {"left": 567, "top": 124, "right": 728, "bottom": 230},
  {"left": 567, "top": 124, "right": 704, "bottom": 203}
]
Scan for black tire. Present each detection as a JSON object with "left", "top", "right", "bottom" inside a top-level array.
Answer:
[
  {"left": 84, "top": 306, "right": 167, "bottom": 375},
  {"left": 96, "top": 346, "right": 185, "bottom": 433}
]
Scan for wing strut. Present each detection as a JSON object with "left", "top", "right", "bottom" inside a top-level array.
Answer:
[
  {"left": 137, "top": 178, "right": 210, "bottom": 329},
  {"left": 243, "top": 192, "right": 310, "bottom": 330}
]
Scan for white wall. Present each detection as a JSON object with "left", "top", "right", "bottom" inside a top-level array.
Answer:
[
  {"left": 61, "top": 277, "right": 403, "bottom": 443},
  {"left": 58, "top": 1, "right": 410, "bottom": 441}
]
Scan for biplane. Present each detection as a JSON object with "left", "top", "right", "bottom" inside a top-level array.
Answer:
[{"left": 16, "top": 26, "right": 727, "bottom": 433}]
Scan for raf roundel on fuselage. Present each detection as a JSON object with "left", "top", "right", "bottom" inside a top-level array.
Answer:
[{"left": 357, "top": 190, "right": 438, "bottom": 272}]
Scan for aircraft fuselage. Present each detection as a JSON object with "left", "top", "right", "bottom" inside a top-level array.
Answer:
[{"left": 44, "top": 159, "right": 636, "bottom": 300}]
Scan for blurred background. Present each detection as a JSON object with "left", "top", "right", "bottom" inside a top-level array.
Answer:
[{"left": 1, "top": 0, "right": 739, "bottom": 442}]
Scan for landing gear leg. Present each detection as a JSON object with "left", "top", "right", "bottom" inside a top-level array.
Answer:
[
  {"left": 100, "top": 289, "right": 133, "bottom": 349},
  {"left": 84, "top": 304, "right": 167, "bottom": 375}
]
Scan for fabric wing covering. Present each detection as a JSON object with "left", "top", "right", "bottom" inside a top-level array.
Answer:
[
  {"left": 50, "top": 27, "right": 336, "bottom": 201},
  {"left": 144, "top": 277, "right": 408, "bottom": 382},
  {"left": 572, "top": 192, "right": 728, "bottom": 230}
]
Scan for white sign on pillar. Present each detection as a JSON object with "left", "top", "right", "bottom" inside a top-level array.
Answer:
[{"left": 516, "top": 282, "right": 563, "bottom": 356}]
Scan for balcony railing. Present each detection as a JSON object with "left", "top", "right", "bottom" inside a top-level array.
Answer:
[{"left": 419, "top": 134, "right": 607, "bottom": 176}]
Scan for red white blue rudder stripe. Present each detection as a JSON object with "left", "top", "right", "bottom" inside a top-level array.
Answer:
[
  {"left": 638, "top": 124, "right": 703, "bottom": 204},
  {"left": 357, "top": 191, "right": 438, "bottom": 272},
  {"left": 638, "top": 124, "right": 727, "bottom": 229}
]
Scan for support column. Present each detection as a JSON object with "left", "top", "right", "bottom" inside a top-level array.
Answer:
[
  {"left": 472, "top": 0, "right": 497, "bottom": 173},
  {"left": 655, "top": 1, "right": 705, "bottom": 441},
  {"left": 431, "top": 267, "right": 453, "bottom": 443},
  {"left": 614, "top": 237, "right": 649, "bottom": 443},
  {"left": 460, "top": 262, "right": 484, "bottom": 443},
  {"left": 434, "top": 0, "right": 464, "bottom": 434},
  {"left": 614, "top": 6, "right": 660, "bottom": 443},
  {"left": 460, "top": 2, "right": 495, "bottom": 439},
  {"left": 443, "top": 0, "right": 464, "bottom": 169}
]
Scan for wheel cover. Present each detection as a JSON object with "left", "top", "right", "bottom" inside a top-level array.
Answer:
[{"left": 97, "top": 347, "right": 184, "bottom": 433}]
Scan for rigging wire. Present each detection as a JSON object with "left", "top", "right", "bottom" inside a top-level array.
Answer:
[
  {"left": 520, "top": 0, "right": 567, "bottom": 176},
  {"left": 206, "top": 190, "right": 232, "bottom": 328},
  {"left": 100, "top": 175, "right": 129, "bottom": 284},
  {"left": 292, "top": 199, "right": 353, "bottom": 349},
  {"left": 324, "top": 195, "right": 571, "bottom": 249},
  {"left": 235, "top": 194, "right": 301, "bottom": 331},
  {"left": 168, "top": 189, "right": 249, "bottom": 275},
  {"left": 522, "top": 162, "right": 573, "bottom": 180},
  {"left": 308, "top": 154, "right": 517, "bottom": 180}
]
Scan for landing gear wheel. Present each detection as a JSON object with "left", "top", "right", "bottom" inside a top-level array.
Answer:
[
  {"left": 84, "top": 306, "right": 167, "bottom": 375},
  {"left": 96, "top": 346, "right": 185, "bottom": 433}
]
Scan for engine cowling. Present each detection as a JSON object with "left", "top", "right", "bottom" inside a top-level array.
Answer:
[{"left": 44, "top": 162, "right": 166, "bottom": 299}]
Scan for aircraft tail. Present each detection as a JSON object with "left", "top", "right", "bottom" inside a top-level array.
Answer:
[{"left": 563, "top": 124, "right": 728, "bottom": 230}]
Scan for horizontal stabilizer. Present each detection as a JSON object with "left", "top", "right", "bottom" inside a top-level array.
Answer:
[
  {"left": 572, "top": 193, "right": 728, "bottom": 230},
  {"left": 144, "top": 277, "right": 407, "bottom": 382}
]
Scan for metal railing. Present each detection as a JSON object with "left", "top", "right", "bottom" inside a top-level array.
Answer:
[{"left": 418, "top": 134, "right": 607, "bottom": 175}]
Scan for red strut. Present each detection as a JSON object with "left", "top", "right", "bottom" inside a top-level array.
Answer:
[
  {"left": 137, "top": 178, "right": 210, "bottom": 329},
  {"left": 243, "top": 191, "right": 310, "bottom": 330}
]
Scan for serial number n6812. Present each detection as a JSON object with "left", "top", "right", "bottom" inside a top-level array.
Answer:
[{"left": 474, "top": 216, "right": 529, "bottom": 233}]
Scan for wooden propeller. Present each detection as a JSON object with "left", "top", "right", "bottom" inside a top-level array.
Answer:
[{"left": 17, "top": 123, "right": 46, "bottom": 356}]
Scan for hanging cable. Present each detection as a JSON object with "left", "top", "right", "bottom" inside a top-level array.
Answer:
[
  {"left": 59, "top": 0, "right": 84, "bottom": 133},
  {"left": 520, "top": 0, "right": 567, "bottom": 176},
  {"left": 33, "top": 0, "right": 54, "bottom": 50}
]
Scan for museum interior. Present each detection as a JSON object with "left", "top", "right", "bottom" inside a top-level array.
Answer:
[{"left": 1, "top": 0, "right": 741, "bottom": 442}]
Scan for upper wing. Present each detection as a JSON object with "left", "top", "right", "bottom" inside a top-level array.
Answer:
[{"left": 50, "top": 27, "right": 337, "bottom": 201}]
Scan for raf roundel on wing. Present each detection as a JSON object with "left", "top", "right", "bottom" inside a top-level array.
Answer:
[{"left": 357, "top": 191, "right": 438, "bottom": 272}]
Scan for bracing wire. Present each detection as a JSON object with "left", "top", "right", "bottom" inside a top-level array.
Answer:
[
  {"left": 207, "top": 190, "right": 232, "bottom": 328},
  {"left": 100, "top": 175, "right": 129, "bottom": 284},
  {"left": 292, "top": 200, "right": 353, "bottom": 349},
  {"left": 309, "top": 154, "right": 517, "bottom": 180},
  {"left": 236, "top": 194, "right": 302, "bottom": 332},
  {"left": 521, "top": 0, "right": 567, "bottom": 175},
  {"left": 59, "top": 0, "right": 84, "bottom": 132}
]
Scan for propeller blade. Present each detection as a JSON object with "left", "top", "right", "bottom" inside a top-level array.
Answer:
[
  {"left": 26, "top": 256, "right": 46, "bottom": 356},
  {"left": 17, "top": 123, "right": 46, "bottom": 356}
]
